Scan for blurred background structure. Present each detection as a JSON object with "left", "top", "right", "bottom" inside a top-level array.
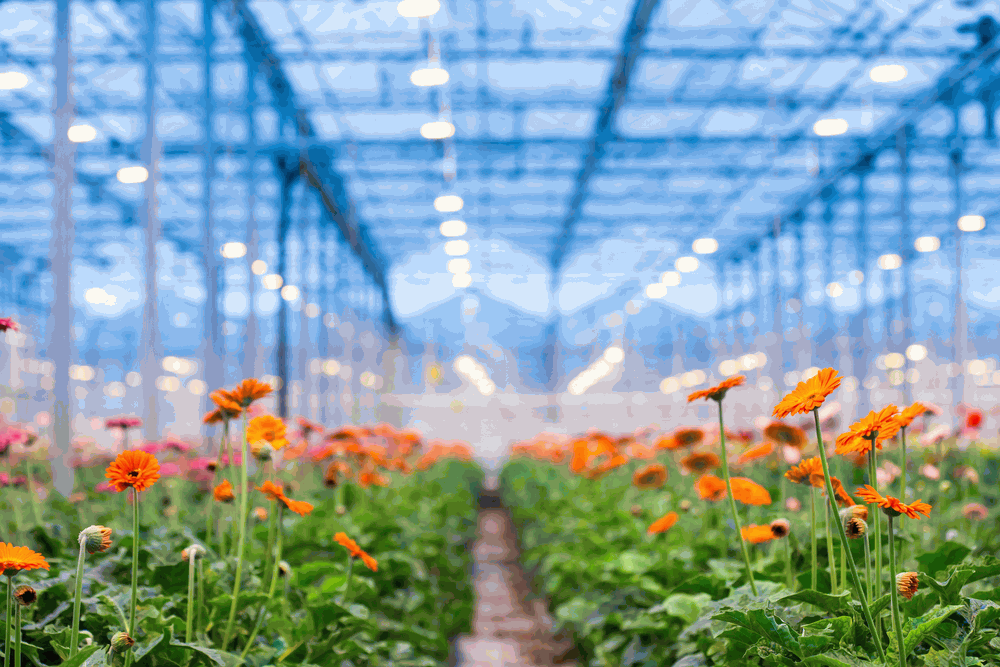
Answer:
[{"left": 1, "top": 0, "right": 1000, "bottom": 472}]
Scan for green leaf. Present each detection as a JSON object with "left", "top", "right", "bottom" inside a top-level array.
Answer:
[
  {"left": 169, "top": 638, "right": 244, "bottom": 667},
  {"left": 966, "top": 556, "right": 1000, "bottom": 585},
  {"left": 616, "top": 551, "right": 652, "bottom": 575},
  {"left": 887, "top": 604, "right": 963, "bottom": 663},
  {"left": 55, "top": 645, "right": 103, "bottom": 667},
  {"left": 801, "top": 650, "right": 878, "bottom": 667},
  {"left": 780, "top": 590, "right": 852, "bottom": 614},
  {"left": 133, "top": 627, "right": 169, "bottom": 662},
  {"left": 922, "top": 569, "right": 974, "bottom": 604},
  {"left": 915, "top": 542, "right": 971, "bottom": 578},
  {"left": 649, "top": 593, "right": 711, "bottom": 625}
]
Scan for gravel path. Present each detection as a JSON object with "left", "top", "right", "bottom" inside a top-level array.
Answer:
[{"left": 453, "top": 498, "right": 576, "bottom": 667}]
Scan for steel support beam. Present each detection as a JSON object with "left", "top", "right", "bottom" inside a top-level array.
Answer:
[
  {"left": 230, "top": 0, "right": 398, "bottom": 333},
  {"left": 548, "top": 0, "right": 663, "bottom": 274}
]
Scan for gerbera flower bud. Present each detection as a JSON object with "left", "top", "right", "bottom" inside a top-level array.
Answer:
[
  {"left": 213, "top": 479, "right": 235, "bottom": 503},
  {"left": 181, "top": 544, "right": 206, "bottom": 562},
  {"left": 679, "top": 499, "right": 692, "bottom": 512},
  {"left": 277, "top": 561, "right": 291, "bottom": 578},
  {"left": 841, "top": 504, "right": 869, "bottom": 522},
  {"left": 79, "top": 525, "right": 113, "bottom": 554},
  {"left": 110, "top": 631, "right": 135, "bottom": 652},
  {"left": 14, "top": 585, "right": 36, "bottom": 606},
  {"left": 845, "top": 517, "right": 867, "bottom": 539},
  {"left": 253, "top": 506, "right": 267, "bottom": 521},
  {"left": 630, "top": 505, "right": 643, "bottom": 517},
  {"left": 896, "top": 572, "right": 919, "bottom": 600},
  {"left": 769, "top": 519, "right": 790, "bottom": 538},
  {"left": 249, "top": 440, "right": 273, "bottom": 461}
]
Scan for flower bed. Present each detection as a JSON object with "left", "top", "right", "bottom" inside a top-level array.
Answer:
[{"left": 500, "top": 373, "right": 1000, "bottom": 667}]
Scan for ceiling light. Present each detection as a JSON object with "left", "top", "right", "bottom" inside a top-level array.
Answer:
[
  {"left": 397, "top": 0, "right": 440, "bottom": 17},
  {"left": 262, "top": 274, "right": 283, "bottom": 290},
  {"left": 826, "top": 282, "right": 843, "bottom": 298},
  {"left": 869, "top": 64, "right": 907, "bottom": 83},
  {"left": 848, "top": 270, "right": 864, "bottom": 285},
  {"left": 410, "top": 67, "right": 449, "bottom": 87},
  {"left": 305, "top": 303, "right": 320, "bottom": 318},
  {"left": 447, "top": 258, "right": 471, "bottom": 273},
  {"left": 603, "top": 347, "right": 624, "bottom": 364},
  {"left": 221, "top": 242, "right": 247, "bottom": 258},
  {"left": 813, "top": 118, "right": 848, "bottom": 136},
  {"left": 420, "top": 121, "right": 455, "bottom": 140},
  {"left": 0, "top": 72, "right": 28, "bottom": 90},
  {"left": 906, "top": 344, "right": 927, "bottom": 361},
  {"left": 117, "top": 166, "right": 149, "bottom": 183},
  {"left": 659, "top": 377, "right": 679, "bottom": 394},
  {"left": 251, "top": 260, "right": 267, "bottom": 275},
  {"left": 660, "top": 271, "right": 681, "bottom": 286},
  {"left": 434, "top": 195, "right": 464, "bottom": 212},
  {"left": 439, "top": 219, "right": 467, "bottom": 237},
  {"left": 67, "top": 124, "right": 97, "bottom": 143},
  {"left": 692, "top": 238, "right": 718, "bottom": 254},
  {"left": 675, "top": 256, "right": 699, "bottom": 273},
  {"left": 958, "top": 215, "right": 985, "bottom": 232},
  {"left": 644, "top": 283, "right": 667, "bottom": 299},
  {"left": 884, "top": 352, "right": 905, "bottom": 369},
  {"left": 452, "top": 273, "right": 472, "bottom": 287},
  {"left": 444, "top": 240, "right": 469, "bottom": 256},
  {"left": 280, "top": 285, "right": 300, "bottom": 301},
  {"left": 878, "top": 253, "right": 902, "bottom": 270},
  {"left": 914, "top": 236, "right": 940, "bottom": 252}
]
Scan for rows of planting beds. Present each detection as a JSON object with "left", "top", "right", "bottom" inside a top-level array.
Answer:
[
  {"left": 499, "top": 382, "right": 1000, "bottom": 667},
  {"left": 1, "top": 409, "right": 483, "bottom": 667}
]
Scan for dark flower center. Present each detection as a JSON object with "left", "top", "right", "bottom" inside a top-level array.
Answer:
[{"left": 127, "top": 470, "right": 139, "bottom": 478}]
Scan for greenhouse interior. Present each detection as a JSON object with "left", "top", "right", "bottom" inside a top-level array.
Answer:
[{"left": 1, "top": 0, "right": 1000, "bottom": 665}]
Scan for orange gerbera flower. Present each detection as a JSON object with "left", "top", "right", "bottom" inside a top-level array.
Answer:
[
  {"left": 0, "top": 543, "right": 49, "bottom": 573},
  {"left": 256, "top": 480, "right": 313, "bottom": 516},
  {"left": 687, "top": 375, "right": 746, "bottom": 403},
  {"left": 633, "top": 463, "right": 668, "bottom": 489},
  {"left": 257, "top": 479, "right": 284, "bottom": 501},
  {"left": 854, "top": 485, "right": 932, "bottom": 519},
  {"left": 785, "top": 457, "right": 823, "bottom": 484},
  {"left": 359, "top": 469, "right": 390, "bottom": 488},
  {"left": 323, "top": 460, "right": 353, "bottom": 488},
  {"left": 834, "top": 406, "right": 901, "bottom": 456},
  {"left": 334, "top": 532, "right": 378, "bottom": 572},
  {"left": 104, "top": 450, "right": 161, "bottom": 493},
  {"left": 228, "top": 378, "right": 273, "bottom": 407},
  {"left": 730, "top": 477, "right": 772, "bottom": 505},
  {"left": 773, "top": 368, "right": 842, "bottom": 419},
  {"left": 680, "top": 451, "right": 720, "bottom": 474},
  {"left": 209, "top": 390, "right": 243, "bottom": 417},
  {"left": 657, "top": 427, "right": 704, "bottom": 451},
  {"left": 281, "top": 497, "right": 314, "bottom": 517},
  {"left": 647, "top": 511, "right": 679, "bottom": 535},
  {"left": 696, "top": 474, "right": 727, "bottom": 501},
  {"left": 894, "top": 402, "right": 926, "bottom": 429},
  {"left": 829, "top": 476, "right": 855, "bottom": 507},
  {"left": 763, "top": 422, "right": 808, "bottom": 449},
  {"left": 741, "top": 524, "right": 775, "bottom": 544},
  {"left": 737, "top": 441, "right": 773, "bottom": 464},
  {"left": 247, "top": 415, "right": 288, "bottom": 450},
  {"left": 213, "top": 479, "right": 235, "bottom": 502}
]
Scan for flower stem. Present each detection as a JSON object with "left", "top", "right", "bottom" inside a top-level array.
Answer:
[
  {"left": 222, "top": 413, "right": 250, "bottom": 650},
  {"left": 868, "top": 445, "right": 883, "bottom": 603},
  {"left": 70, "top": 539, "right": 86, "bottom": 657},
  {"left": 899, "top": 426, "right": 907, "bottom": 500},
  {"left": 810, "top": 487, "right": 818, "bottom": 590},
  {"left": 123, "top": 488, "right": 140, "bottom": 667},
  {"left": 14, "top": 598, "right": 21, "bottom": 667},
  {"left": 342, "top": 554, "right": 355, "bottom": 604},
  {"left": 888, "top": 516, "right": 905, "bottom": 667},
  {"left": 4, "top": 575, "right": 11, "bottom": 667},
  {"left": 864, "top": 531, "right": 872, "bottom": 604},
  {"left": 716, "top": 402, "right": 757, "bottom": 596},
  {"left": 814, "top": 409, "right": 886, "bottom": 663},
  {"left": 197, "top": 557, "right": 205, "bottom": 638},
  {"left": 826, "top": 501, "right": 838, "bottom": 593},
  {"left": 263, "top": 500, "right": 277, "bottom": 590},
  {"left": 186, "top": 551, "right": 197, "bottom": 643},
  {"left": 240, "top": 504, "right": 283, "bottom": 659}
]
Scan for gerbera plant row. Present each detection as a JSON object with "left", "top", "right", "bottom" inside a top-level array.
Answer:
[
  {"left": 0, "top": 373, "right": 483, "bottom": 666},
  {"left": 503, "top": 369, "right": 1000, "bottom": 667}
]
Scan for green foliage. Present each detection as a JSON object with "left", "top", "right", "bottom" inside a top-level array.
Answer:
[{"left": 1, "top": 458, "right": 483, "bottom": 667}]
